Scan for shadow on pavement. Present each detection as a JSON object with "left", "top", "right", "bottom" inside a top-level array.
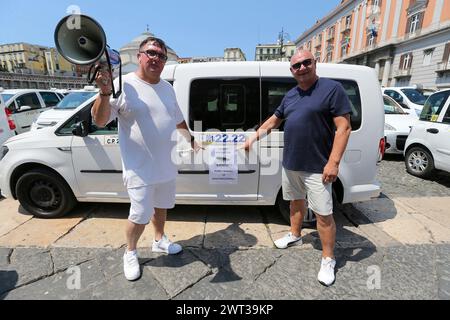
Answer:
[
  {"left": 0, "top": 270, "right": 18, "bottom": 300},
  {"left": 142, "top": 223, "right": 257, "bottom": 284}
]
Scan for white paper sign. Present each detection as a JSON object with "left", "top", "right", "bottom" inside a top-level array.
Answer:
[{"left": 209, "top": 145, "right": 238, "bottom": 184}]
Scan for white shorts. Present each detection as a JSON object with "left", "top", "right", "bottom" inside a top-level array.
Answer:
[
  {"left": 282, "top": 168, "right": 333, "bottom": 216},
  {"left": 128, "top": 180, "right": 176, "bottom": 225}
]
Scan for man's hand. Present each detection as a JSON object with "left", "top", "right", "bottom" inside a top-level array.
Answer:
[
  {"left": 95, "top": 64, "right": 113, "bottom": 95},
  {"left": 240, "top": 138, "right": 253, "bottom": 152},
  {"left": 322, "top": 162, "right": 339, "bottom": 184},
  {"left": 191, "top": 139, "right": 204, "bottom": 152}
]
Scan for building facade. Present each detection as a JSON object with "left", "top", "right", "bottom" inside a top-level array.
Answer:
[
  {"left": 177, "top": 56, "right": 224, "bottom": 64},
  {"left": 224, "top": 48, "right": 246, "bottom": 61},
  {"left": 0, "top": 42, "right": 89, "bottom": 89},
  {"left": 0, "top": 43, "right": 74, "bottom": 76},
  {"left": 255, "top": 41, "right": 296, "bottom": 61},
  {"left": 295, "top": 0, "right": 450, "bottom": 89}
]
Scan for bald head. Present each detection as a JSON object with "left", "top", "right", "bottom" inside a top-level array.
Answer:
[{"left": 290, "top": 49, "right": 315, "bottom": 65}]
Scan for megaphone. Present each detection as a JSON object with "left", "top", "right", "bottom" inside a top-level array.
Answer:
[{"left": 54, "top": 14, "right": 122, "bottom": 98}]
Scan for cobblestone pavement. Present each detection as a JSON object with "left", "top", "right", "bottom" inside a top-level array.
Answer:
[
  {"left": 378, "top": 154, "right": 450, "bottom": 198},
  {"left": 0, "top": 157, "right": 449, "bottom": 300}
]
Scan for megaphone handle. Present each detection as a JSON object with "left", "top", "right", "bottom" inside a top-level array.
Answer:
[{"left": 87, "top": 64, "right": 102, "bottom": 84}]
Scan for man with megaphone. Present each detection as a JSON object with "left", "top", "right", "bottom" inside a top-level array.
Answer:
[{"left": 92, "top": 37, "right": 201, "bottom": 281}]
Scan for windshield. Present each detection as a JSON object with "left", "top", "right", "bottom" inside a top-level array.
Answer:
[
  {"left": 384, "top": 97, "right": 406, "bottom": 114},
  {"left": 1, "top": 94, "right": 14, "bottom": 103},
  {"left": 54, "top": 91, "right": 97, "bottom": 109},
  {"left": 401, "top": 89, "right": 427, "bottom": 105}
]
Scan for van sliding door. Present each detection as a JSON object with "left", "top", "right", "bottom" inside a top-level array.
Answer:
[{"left": 175, "top": 77, "right": 261, "bottom": 202}]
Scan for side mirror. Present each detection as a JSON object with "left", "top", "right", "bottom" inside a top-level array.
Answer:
[
  {"left": 72, "top": 120, "right": 89, "bottom": 137},
  {"left": 18, "top": 105, "right": 32, "bottom": 112}
]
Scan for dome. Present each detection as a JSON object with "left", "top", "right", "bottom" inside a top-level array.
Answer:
[{"left": 119, "top": 30, "right": 178, "bottom": 73}]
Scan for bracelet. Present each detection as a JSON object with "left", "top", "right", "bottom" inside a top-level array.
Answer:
[{"left": 100, "top": 91, "right": 112, "bottom": 96}]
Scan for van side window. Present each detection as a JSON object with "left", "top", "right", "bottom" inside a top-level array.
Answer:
[
  {"left": 40, "top": 92, "right": 60, "bottom": 107},
  {"left": 189, "top": 79, "right": 259, "bottom": 131},
  {"left": 261, "top": 78, "right": 298, "bottom": 131},
  {"left": 261, "top": 78, "right": 362, "bottom": 131},
  {"left": 419, "top": 91, "right": 450, "bottom": 122},
  {"left": 337, "top": 79, "right": 362, "bottom": 131},
  {"left": 13, "top": 93, "right": 41, "bottom": 112}
]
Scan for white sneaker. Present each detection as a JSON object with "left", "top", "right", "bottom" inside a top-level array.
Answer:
[
  {"left": 274, "top": 232, "right": 303, "bottom": 249},
  {"left": 123, "top": 250, "right": 141, "bottom": 281},
  {"left": 317, "top": 257, "right": 336, "bottom": 287},
  {"left": 152, "top": 235, "right": 183, "bottom": 255}
]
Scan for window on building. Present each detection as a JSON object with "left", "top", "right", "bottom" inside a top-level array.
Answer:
[
  {"left": 442, "top": 43, "right": 450, "bottom": 63},
  {"left": 345, "top": 15, "right": 352, "bottom": 29},
  {"left": 407, "top": 12, "right": 424, "bottom": 34},
  {"left": 326, "top": 51, "right": 333, "bottom": 62},
  {"left": 400, "top": 53, "right": 413, "bottom": 70},
  {"left": 422, "top": 49, "right": 434, "bottom": 66}
]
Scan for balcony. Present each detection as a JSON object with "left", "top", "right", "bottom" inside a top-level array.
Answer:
[
  {"left": 394, "top": 68, "right": 412, "bottom": 78},
  {"left": 436, "top": 61, "right": 450, "bottom": 75}
]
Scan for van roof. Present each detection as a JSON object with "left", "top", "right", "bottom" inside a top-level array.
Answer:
[{"left": 163, "top": 61, "right": 375, "bottom": 74}]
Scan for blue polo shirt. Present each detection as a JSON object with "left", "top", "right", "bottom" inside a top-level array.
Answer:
[{"left": 274, "top": 78, "right": 352, "bottom": 173}]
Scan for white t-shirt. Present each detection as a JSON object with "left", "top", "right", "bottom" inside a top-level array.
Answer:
[{"left": 107, "top": 72, "right": 184, "bottom": 188}]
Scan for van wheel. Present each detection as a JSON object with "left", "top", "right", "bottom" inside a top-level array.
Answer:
[
  {"left": 15, "top": 168, "right": 77, "bottom": 218},
  {"left": 405, "top": 146, "right": 434, "bottom": 178},
  {"left": 277, "top": 193, "right": 317, "bottom": 228}
]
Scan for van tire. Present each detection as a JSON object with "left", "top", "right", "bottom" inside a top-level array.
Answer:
[
  {"left": 405, "top": 146, "right": 434, "bottom": 178},
  {"left": 15, "top": 168, "right": 77, "bottom": 218}
]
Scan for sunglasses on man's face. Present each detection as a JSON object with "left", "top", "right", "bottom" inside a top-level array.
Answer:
[
  {"left": 140, "top": 49, "right": 168, "bottom": 62},
  {"left": 291, "top": 59, "right": 314, "bottom": 70}
]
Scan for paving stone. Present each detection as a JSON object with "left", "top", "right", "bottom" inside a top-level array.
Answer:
[
  {"left": 0, "top": 248, "right": 12, "bottom": 266},
  {"left": 190, "top": 248, "right": 282, "bottom": 282},
  {"left": 144, "top": 249, "right": 211, "bottom": 298},
  {"left": 50, "top": 247, "right": 114, "bottom": 273},
  {"left": 174, "top": 270, "right": 256, "bottom": 300},
  {"left": 374, "top": 245, "right": 439, "bottom": 299},
  {"left": 3, "top": 259, "right": 105, "bottom": 300},
  {"left": 436, "top": 244, "right": 450, "bottom": 300},
  {"left": 249, "top": 249, "right": 325, "bottom": 300},
  {"left": 87, "top": 270, "right": 169, "bottom": 300},
  {"left": 1, "top": 249, "right": 53, "bottom": 293}
]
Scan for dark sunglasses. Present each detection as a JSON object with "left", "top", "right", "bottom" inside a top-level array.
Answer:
[
  {"left": 140, "top": 49, "right": 168, "bottom": 62},
  {"left": 291, "top": 59, "right": 314, "bottom": 70}
]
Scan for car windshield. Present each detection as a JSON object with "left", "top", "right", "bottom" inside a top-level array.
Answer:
[
  {"left": 401, "top": 89, "right": 427, "bottom": 105},
  {"left": 1, "top": 94, "right": 14, "bottom": 102},
  {"left": 384, "top": 97, "right": 406, "bottom": 114},
  {"left": 54, "top": 92, "right": 97, "bottom": 109}
]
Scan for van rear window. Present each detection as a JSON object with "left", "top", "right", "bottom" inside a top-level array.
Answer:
[{"left": 189, "top": 77, "right": 362, "bottom": 131}]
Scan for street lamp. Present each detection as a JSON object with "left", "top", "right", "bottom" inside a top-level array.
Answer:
[{"left": 278, "top": 28, "right": 291, "bottom": 61}]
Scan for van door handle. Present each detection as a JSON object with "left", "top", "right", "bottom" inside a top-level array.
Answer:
[{"left": 426, "top": 128, "right": 439, "bottom": 134}]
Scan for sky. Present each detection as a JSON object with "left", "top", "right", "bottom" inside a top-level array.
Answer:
[{"left": 0, "top": 0, "right": 342, "bottom": 60}]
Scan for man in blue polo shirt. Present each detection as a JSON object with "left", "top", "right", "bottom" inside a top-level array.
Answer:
[{"left": 244, "top": 50, "right": 352, "bottom": 286}]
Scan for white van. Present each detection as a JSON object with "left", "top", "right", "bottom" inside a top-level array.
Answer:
[
  {"left": 404, "top": 89, "right": 450, "bottom": 178},
  {"left": 0, "top": 62, "right": 384, "bottom": 223},
  {"left": 0, "top": 88, "right": 15, "bottom": 147},
  {"left": 0, "top": 89, "right": 62, "bottom": 134}
]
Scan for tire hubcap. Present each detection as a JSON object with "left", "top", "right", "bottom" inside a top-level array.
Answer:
[
  {"left": 29, "top": 180, "right": 61, "bottom": 209},
  {"left": 408, "top": 151, "right": 428, "bottom": 173}
]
